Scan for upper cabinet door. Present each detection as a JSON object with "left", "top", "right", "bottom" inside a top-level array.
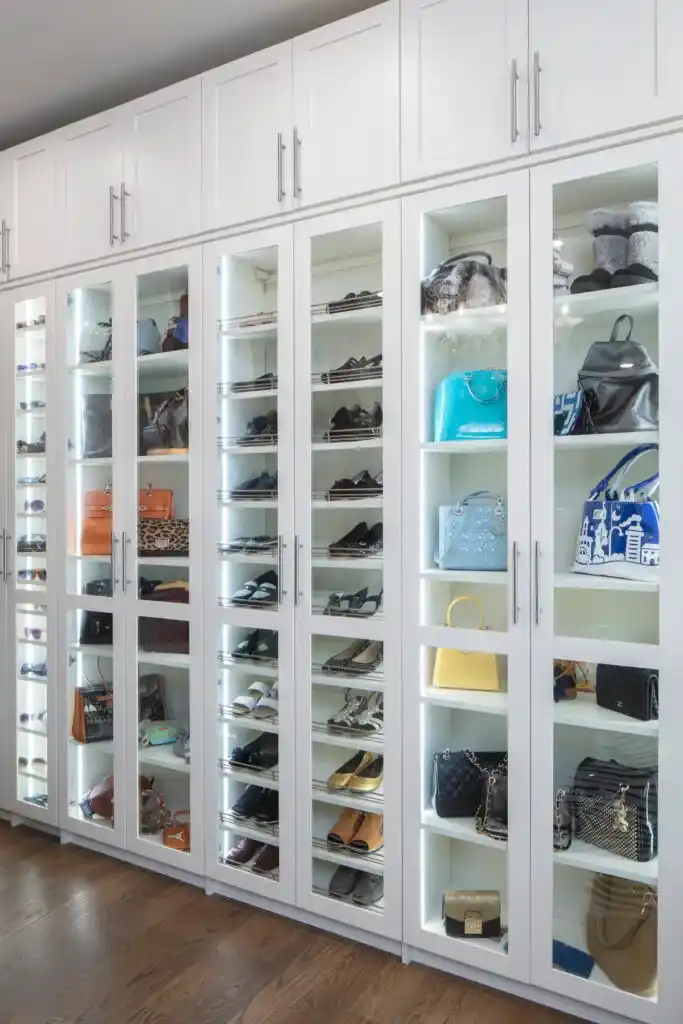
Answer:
[
  {"left": 0, "top": 137, "right": 57, "bottom": 280},
  {"left": 202, "top": 43, "right": 293, "bottom": 231},
  {"left": 292, "top": 2, "right": 399, "bottom": 207},
  {"left": 57, "top": 112, "right": 124, "bottom": 266},
  {"left": 122, "top": 79, "right": 201, "bottom": 249},
  {"left": 529, "top": 0, "right": 662, "bottom": 150},
  {"left": 402, "top": 0, "right": 528, "bottom": 181}
]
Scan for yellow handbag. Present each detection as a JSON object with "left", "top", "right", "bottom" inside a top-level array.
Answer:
[{"left": 432, "top": 597, "right": 500, "bottom": 692}]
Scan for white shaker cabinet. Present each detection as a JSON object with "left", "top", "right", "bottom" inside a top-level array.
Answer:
[
  {"left": 123, "top": 78, "right": 201, "bottom": 250},
  {"left": 202, "top": 44, "right": 294, "bottom": 230},
  {"left": 401, "top": 0, "right": 528, "bottom": 181},
  {"left": 291, "top": 1, "right": 400, "bottom": 208},
  {"left": 0, "top": 136, "right": 57, "bottom": 280},
  {"left": 529, "top": 0, "right": 665, "bottom": 150}
]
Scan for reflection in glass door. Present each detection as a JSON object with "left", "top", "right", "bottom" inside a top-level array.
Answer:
[{"left": 402, "top": 174, "right": 531, "bottom": 979}]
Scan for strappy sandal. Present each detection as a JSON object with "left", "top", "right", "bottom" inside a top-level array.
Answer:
[
  {"left": 327, "top": 808, "right": 364, "bottom": 846},
  {"left": 251, "top": 682, "right": 278, "bottom": 719},
  {"left": 352, "top": 589, "right": 383, "bottom": 618},
  {"left": 327, "top": 691, "right": 368, "bottom": 732},
  {"left": 351, "top": 692, "right": 383, "bottom": 734},
  {"left": 232, "top": 681, "right": 272, "bottom": 716},
  {"left": 324, "top": 588, "right": 368, "bottom": 617}
]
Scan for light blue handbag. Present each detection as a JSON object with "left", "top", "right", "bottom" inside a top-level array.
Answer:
[
  {"left": 433, "top": 369, "right": 507, "bottom": 442},
  {"left": 435, "top": 492, "right": 508, "bottom": 571},
  {"left": 573, "top": 444, "right": 660, "bottom": 582}
]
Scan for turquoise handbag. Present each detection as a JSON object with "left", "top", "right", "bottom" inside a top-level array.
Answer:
[{"left": 434, "top": 369, "right": 507, "bottom": 442}]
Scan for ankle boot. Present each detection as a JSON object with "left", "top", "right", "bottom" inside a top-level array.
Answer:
[
  {"left": 571, "top": 209, "right": 629, "bottom": 294},
  {"left": 611, "top": 201, "right": 658, "bottom": 288}
]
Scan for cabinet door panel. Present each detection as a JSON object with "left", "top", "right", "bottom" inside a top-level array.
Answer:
[
  {"left": 529, "top": 0, "right": 659, "bottom": 149},
  {"left": 124, "top": 79, "right": 201, "bottom": 249},
  {"left": 58, "top": 114, "right": 124, "bottom": 266},
  {"left": 4, "top": 139, "right": 56, "bottom": 279},
  {"left": 293, "top": 2, "right": 399, "bottom": 207},
  {"left": 202, "top": 44, "right": 293, "bottom": 230},
  {"left": 402, "top": 0, "right": 527, "bottom": 181}
]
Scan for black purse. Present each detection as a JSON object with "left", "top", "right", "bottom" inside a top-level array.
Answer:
[
  {"left": 596, "top": 664, "right": 658, "bottom": 722},
  {"left": 80, "top": 611, "right": 113, "bottom": 646},
  {"left": 571, "top": 757, "right": 658, "bottom": 862},
  {"left": 475, "top": 761, "right": 509, "bottom": 841},
  {"left": 432, "top": 749, "right": 506, "bottom": 818},
  {"left": 577, "top": 315, "right": 658, "bottom": 434}
]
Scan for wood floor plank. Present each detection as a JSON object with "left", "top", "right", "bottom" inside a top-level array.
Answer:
[{"left": 0, "top": 823, "right": 575, "bottom": 1024}]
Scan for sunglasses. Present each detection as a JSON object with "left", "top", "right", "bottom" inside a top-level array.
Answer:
[
  {"left": 24, "top": 500, "right": 46, "bottom": 513},
  {"left": 18, "top": 569, "right": 47, "bottom": 582},
  {"left": 16, "top": 363, "right": 46, "bottom": 372},
  {"left": 19, "top": 401, "right": 46, "bottom": 410},
  {"left": 19, "top": 711, "right": 47, "bottom": 724},
  {"left": 20, "top": 662, "right": 47, "bottom": 677},
  {"left": 18, "top": 757, "right": 47, "bottom": 769},
  {"left": 15, "top": 316, "right": 46, "bottom": 329},
  {"left": 24, "top": 627, "right": 45, "bottom": 640},
  {"left": 18, "top": 475, "right": 46, "bottom": 486},
  {"left": 343, "top": 291, "right": 374, "bottom": 299}
]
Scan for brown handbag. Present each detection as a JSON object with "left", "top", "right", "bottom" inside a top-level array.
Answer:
[
  {"left": 139, "top": 583, "right": 190, "bottom": 654},
  {"left": 138, "top": 488, "right": 174, "bottom": 520},
  {"left": 163, "top": 810, "right": 191, "bottom": 852},
  {"left": 138, "top": 519, "right": 189, "bottom": 557},
  {"left": 81, "top": 490, "right": 113, "bottom": 555},
  {"left": 587, "top": 875, "right": 657, "bottom": 996},
  {"left": 71, "top": 682, "right": 114, "bottom": 744}
]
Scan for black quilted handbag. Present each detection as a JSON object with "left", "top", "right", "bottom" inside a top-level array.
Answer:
[
  {"left": 571, "top": 757, "right": 658, "bottom": 862},
  {"left": 595, "top": 664, "right": 658, "bottom": 721},
  {"left": 432, "top": 749, "right": 506, "bottom": 818}
]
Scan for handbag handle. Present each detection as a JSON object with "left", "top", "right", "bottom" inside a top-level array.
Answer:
[
  {"left": 465, "top": 369, "right": 507, "bottom": 404},
  {"left": 609, "top": 314, "right": 634, "bottom": 343},
  {"left": 588, "top": 444, "right": 659, "bottom": 501},
  {"left": 445, "top": 596, "right": 487, "bottom": 630},
  {"left": 449, "top": 250, "right": 493, "bottom": 266},
  {"left": 460, "top": 490, "right": 505, "bottom": 506}
]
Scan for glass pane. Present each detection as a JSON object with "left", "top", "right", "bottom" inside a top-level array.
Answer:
[
  {"left": 67, "top": 607, "right": 115, "bottom": 832},
  {"left": 16, "top": 603, "right": 49, "bottom": 810},
  {"left": 216, "top": 246, "right": 280, "bottom": 610},
  {"left": 136, "top": 266, "right": 190, "bottom": 603},
  {"left": 217, "top": 625, "right": 280, "bottom": 878},
  {"left": 65, "top": 282, "right": 114, "bottom": 598},
  {"left": 551, "top": 163, "right": 659, "bottom": 998},
  {"left": 136, "top": 617, "right": 191, "bottom": 853}
]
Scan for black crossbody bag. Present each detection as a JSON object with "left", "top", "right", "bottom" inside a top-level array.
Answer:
[{"left": 595, "top": 664, "right": 658, "bottom": 722}]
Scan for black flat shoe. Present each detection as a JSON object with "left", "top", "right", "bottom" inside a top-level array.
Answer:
[{"left": 328, "top": 522, "right": 369, "bottom": 558}]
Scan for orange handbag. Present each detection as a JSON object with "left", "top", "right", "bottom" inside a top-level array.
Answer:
[
  {"left": 81, "top": 490, "right": 113, "bottom": 556},
  {"left": 163, "top": 811, "right": 191, "bottom": 852},
  {"left": 138, "top": 488, "right": 174, "bottom": 520}
]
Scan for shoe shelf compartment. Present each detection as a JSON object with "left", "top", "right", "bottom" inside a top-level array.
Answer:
[
  {"left": 311, "top": 838, "right": 384, "bottom": 877},
  {"left": 219, "top": 705, "right": 279, "bottom": 735},
  {"left": 311, "top": 722, "right": 384, "bottom": 755},
  {"left": 219, "top": 811, "right": 280, "bottom": 847},
  {"left": 220, "top": 760, "right": 280, "bottom": 791},
  {"left": 137, "top": 746, "right": 191, "bottom": 775}
]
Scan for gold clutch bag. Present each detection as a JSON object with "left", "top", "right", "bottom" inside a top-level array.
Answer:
[
  {"left": 442, "top": 890, "right": 502, "bottom": 939},
  {"left": 432, "top": 597, "right": 500, "bottom": 691}
]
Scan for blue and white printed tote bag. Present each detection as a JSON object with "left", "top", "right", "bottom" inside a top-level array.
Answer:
[
  {"left": 436, "top": 492, "right": 508, "bottom": 571},
  {"left": 573, "top": 444, "right": 660, "bottom": 582}
]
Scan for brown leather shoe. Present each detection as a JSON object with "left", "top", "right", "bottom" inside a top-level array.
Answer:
[
  {"left": 349, "top": 812, "right": 383, "bottom": 853},
  {"left": 251, "top": 844, "right": 279, "bottom": 874},
  {"left": 226, "top": 837, "right": 263, "bottom": 865},
  {"left": 327, "top": 808, "right": 364, "bottom": 846}
]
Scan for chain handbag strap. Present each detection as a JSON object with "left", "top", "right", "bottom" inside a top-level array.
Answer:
[
  {"left": 554, "top": 787, "right": 571, "bottom": 850},
  {"left": 465, "top": 749, "right": 509, "bottom": 778},
  {"left": 649, "top": 674, "right": 659, "bottom": 719}
]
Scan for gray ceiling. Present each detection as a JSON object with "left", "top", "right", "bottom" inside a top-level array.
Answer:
[{"left": 0, "top": 0, "right": 381, "bottom": 150}]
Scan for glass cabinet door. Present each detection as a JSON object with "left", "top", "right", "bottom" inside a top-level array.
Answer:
[
  {"left": 530, "top": 138, "right": 683, "bottom": 1023},
  {"left": 293, "top": 204, "right": 402, "bottom": 941},
  {"left": 401, "top": 174, "right": 531, "bottom": 979},
  {"left": 203, "top": 228, "right": 295, "bottom": 902},
  {"left": 10, "top": 287, "right": 58, "bottom": 824},
  {"left": 128, "top": 251, "right": 203, "bottom": 871}
]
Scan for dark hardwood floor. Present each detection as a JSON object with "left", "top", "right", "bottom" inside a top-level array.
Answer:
[{"left": 0, "top": 822, "right": 575, "bottom": 1024}]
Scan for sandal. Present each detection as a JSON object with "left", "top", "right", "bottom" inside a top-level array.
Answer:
[
  {"left": 323, "top": 588, "right": 368, "bottom": 617},
  {"left": 351, "top": 692, "right": 383, "bottom": 734},
  {"left": 349, "top": 811, "right": 383, "bottom": 853},
  {"left": 232, "top": 681, "right": 272, "bottom": 715},
  {"left": 327, "top": 692, "right": 368, "bottom": 732},
  {"left": 353, "top": 589, "right": 383, "bottom": 618},
  {"left": 327, "top": 808, "right": 364, "bottom": 846},
  {"left": 251, "top": 682, "right": 278, "bottom": 719}
]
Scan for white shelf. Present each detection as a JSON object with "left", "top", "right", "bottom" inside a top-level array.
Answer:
[
  {"left": 311, "top": 727, "right": 383, "bottom": 755},
  {"left": 17, "top": 674, "right": 48, "bottom": 685},
  {"left": 18, "top": 767, "right": 48, "bottom": 783},
  {"left": 138, "top": 555, "right": 190, "bottom": 568},
  {"left": 138, "top": 454, "right": 189, "bottom": 465},
  {"left": 70, "top": 457, "right": 112, "bottom": 468},
  {"left": 311, "top": 438, "right": 382, "bottom": 453},
  {"left": 422, "top": 917, "right": 506, "bottom": 954},
  {"left": 137, "top": 746, "right": 190, "bottom": 774},
  {"left": 555, "top": 430, "right": 659, "bottom": 450},
  {"left": 219, "top": 709, "right": 279, "bottom": 735},
  {"left": 17, "top": 638, "right": 48, "bottom": 649},
  {"left": 555, "top": 282, "right": 658, "bottom": 325},
  {"left": 422, "top": 809, "right": 506, "bottom": 850},
  {"left": 422, "top": 439, "right": 507, "bottom": 455},
  {"left": 554, "top": 840, "right": 658, "bottom": 885},
  {"left": 219, "top": 658, "right": 279, "bottom": 679},
  {"left": 219, "top": 813, "right": 280, "bottom": 846},
  {"left": 421, "top": 569, "right": 508, "bottom": 585},
  {"left": 312, "top": 497, "right": 383, "bottom": 510},
  {"left": 220, "top": 323, "right": 277, "bottom": 341},
  {"left": 223, "top": 499, "right": 278, "bottom": 510},
  {"left": 219, "top": 550, "right": 277, "bottom": 565},
  {"left": 554, "top": 572, "right": 658, "bottom": 594},
  {"left": 15, "top": 410, "right": 46, "bottom": 419},
  {"left": 312, "top": 308, "right": 383, "bottom": 327},
  {"left": 69, "top": 643, "right": 114, "bottom": 659},
  {"left": 312, "top": 779, "right": 383, "bottom": 814},
  {"left": 554, "top": 693, "right": 657, "bottom": 736},
  {"left": 17, "top": 725, "right": 47, "bottom": 738},
  {"left": 15, "top": 371, "right": 46, "bottom": 382},
  {"left": 311, "top": 378, "right": 381, "bottom": 393},
  {"left": 220, "top": 764, "right": 279, "bottom": 790},
  {"left": 224, "top": 387, "right": 278, "bottom": 401},
  {"left": 70, "top": 738, "right": 114, "bottom": 754},
  {"left": 311, "top": 837, "right": 384, "bottom": 876},
  {"left": 421, "top": 305, "right": 507, "bottom": 334},
  {"left": 137, "top": 350, "right": 188, "bottom": 376},
  {"left": 138, "top": 650, "right": 190, "bottom": 669},
  {"left": 311, "top": 672, "right": 384, "bottom": 694},
  {"left": 222, "top": 444, "right": 278, "bottom": 455},
  {"left": 311, "top": 556, "right": 382, "bottom": 570},
  {"left": 423, "top": 687, "right": 508, "bottom": 716}
]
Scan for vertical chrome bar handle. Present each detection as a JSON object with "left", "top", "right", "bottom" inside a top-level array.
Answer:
[
  {"left": 0, "top": 528, "right": 6, "bottom": 583},
  {"left": 533, "top": 51, "right": 542, "bottom": 136},
  {"left": 109, "top": 185, "right": 119, "bottom": 246},
  {"left": 120, "top": 181, "right": 130, "bottom": 241},
  {"left": 121, "top": 530, "right": 132, "bottom": 592},
  {"left": 1, "top": 220, "right": 6, "bottom": 274},
  {"left": 111, "top": 533, "right": 120, "bottom": 590},
  {"left": 512, "top": 541, "right": 520, "bottom": 624},
  {"left": 4, "top": 530, "right": 11, "bottom": 582},
  {"left": 294, "top": 535, "right": 302, "bottom": 605},
  {"left": 277, "top": 534, "right": 288, "bottom": 602},
  {"left": 277, "top": 133, "right": 286, "bottom": 202},
  {"left": 510, "top": 59, "right": 520, "bottom": 143},
  {"left": 534, "top": 541, "right": 541, "bottom": 625},
  {"left": 293, "top": 128, "right": 302, "bottom": 198}
]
